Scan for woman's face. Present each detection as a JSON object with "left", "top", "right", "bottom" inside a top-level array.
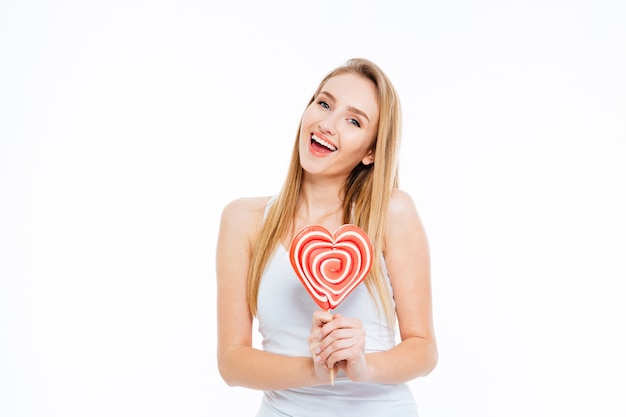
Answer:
[{"left": 298, "top": 72, "right": 379, "bottom": 179}]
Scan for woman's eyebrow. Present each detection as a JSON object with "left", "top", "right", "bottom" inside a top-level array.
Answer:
[{"left": 319, "top": 90, "right": 370, "bottom": 122}]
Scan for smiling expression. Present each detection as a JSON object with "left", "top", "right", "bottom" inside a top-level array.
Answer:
[{"left": 299, "top": 72, "right": 380, "bottom": 178}]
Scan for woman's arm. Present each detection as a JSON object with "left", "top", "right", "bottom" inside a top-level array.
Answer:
[
  {"left": 368, "top": 189, "right": 438, "bottom": 382},
  {"left": 216, "top": 197, "right": 327, "bottom": 390}
]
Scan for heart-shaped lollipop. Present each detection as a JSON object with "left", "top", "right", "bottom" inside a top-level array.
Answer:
[{"left": 289, "top": 224, "right": 373, "bottom": 311}]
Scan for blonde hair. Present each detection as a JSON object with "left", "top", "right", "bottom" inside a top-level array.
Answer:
[{"left": 247, "top": 58, "right": 402, "bottom": 326}]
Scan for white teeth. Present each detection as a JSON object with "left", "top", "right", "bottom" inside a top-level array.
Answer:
[{"left": 312, "top": 134, "right": 337, "bottom": 151}]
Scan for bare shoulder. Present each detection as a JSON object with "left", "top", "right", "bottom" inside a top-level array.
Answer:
[
  {"left": 219, "top": 196, "right": 273, "bottom": 242},
  {"left": 385, "top": 189, "right": 427, "bottom": 247},
  {"left": 220, "top": 196, "right": 272, "bottom": 222},
  {"left": 387, "top": 189, "right": 420, "bottom": 220}
]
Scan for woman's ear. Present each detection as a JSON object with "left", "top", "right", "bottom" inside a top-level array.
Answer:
[{"left": 361, "top": 150, "right": 375, "bottom": 166}]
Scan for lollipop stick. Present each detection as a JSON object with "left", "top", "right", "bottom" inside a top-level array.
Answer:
[{"left": 328, "top": 308, "right": 334, "bottom": 386}]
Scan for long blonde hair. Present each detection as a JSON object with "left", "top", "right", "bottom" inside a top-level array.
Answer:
[{"left": 247, "top": 58, "right": 402, "bottom": 325}]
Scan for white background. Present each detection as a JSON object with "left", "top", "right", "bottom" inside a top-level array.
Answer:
[{"left": 1, "top": 1, "right": 625, "bottom": 416}]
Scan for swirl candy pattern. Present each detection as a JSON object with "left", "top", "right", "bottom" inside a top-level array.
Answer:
[{"left": 289, "top": 224, "right": 373, "bottom": 311}]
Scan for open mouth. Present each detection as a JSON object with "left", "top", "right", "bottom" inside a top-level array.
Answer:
[{"left": 311, "top": 134, "right": 337, "bottom": 152}]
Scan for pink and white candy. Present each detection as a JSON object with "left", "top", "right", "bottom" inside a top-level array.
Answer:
[{"left": 289, "top": 224, "right": 373, "bottom": 311}]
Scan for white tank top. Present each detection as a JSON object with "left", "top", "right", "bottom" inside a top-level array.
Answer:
[{"left": 255, "top": 202, "right": 419, "bottom": 416}]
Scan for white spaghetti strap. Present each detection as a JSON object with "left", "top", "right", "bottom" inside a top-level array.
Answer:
[{"left": 264, "top": 194, "right": 277, "bottom": 220}]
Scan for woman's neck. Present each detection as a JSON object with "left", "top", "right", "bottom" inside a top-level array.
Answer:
[{"left": 294, "top": 179, "right": 345, "bottom": 229}]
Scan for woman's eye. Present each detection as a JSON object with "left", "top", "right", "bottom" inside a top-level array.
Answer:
[
  {"left": 318, "top": 101, "right": 330, "bottom": 110},
  {"left": 349, "top": 118, "right": 361, "bottom": 128}
]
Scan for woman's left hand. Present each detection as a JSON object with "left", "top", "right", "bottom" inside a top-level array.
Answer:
[{"left": 316, "top": 313, "right": 368, "bottom": 382}]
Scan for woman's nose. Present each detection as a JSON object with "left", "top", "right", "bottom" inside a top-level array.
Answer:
[{"left": 319, "top": 114, "right": 337, "bottom": 136}]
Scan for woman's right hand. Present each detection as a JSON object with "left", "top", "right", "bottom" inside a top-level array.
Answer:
[{"left": 309, "top": 310, "right": 335, "bottom": 382}]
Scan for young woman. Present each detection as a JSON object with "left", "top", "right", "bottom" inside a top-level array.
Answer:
[{"left": 216, "top": 58, "right": 437, "bottom": 416}]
